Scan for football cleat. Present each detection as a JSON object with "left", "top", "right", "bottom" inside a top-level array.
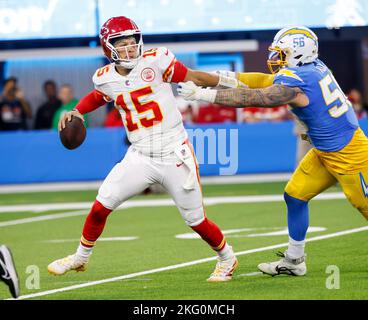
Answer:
[
  {"left": 0, "top": 245, "right": 20, "bottom": 298},
  {"left": 207, "top": 256, "right": 238, "bottom": 282},
  {"left": 47, "top": 254, "right": 88, "bottom": 276},
  {"left": 258, "top": 251, "right": 307, "bottom": 276}
]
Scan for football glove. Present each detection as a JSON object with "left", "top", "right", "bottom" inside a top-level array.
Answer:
[{"left": 177, "top": 81, "right": 217, "bottom": 103}]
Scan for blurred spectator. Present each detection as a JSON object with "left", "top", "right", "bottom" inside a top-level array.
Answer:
[
  {"left": 104, "top": 102, "right": 123, "bottom": 127},
  {"left": 34, "top": 80, "right": 62, "bottom": 130},
  {"left": 0, "top": 77, "right": 32, "bottom": 131},
  {"left": 175, "top": 96, "right": 198, "bottom": 124},
  {"left": 52, "top": 84, "right": 88, "bottom": 129},
  {"left": 217, "top": 106, "right": 237, "bottom": 122},
  {"left": 347, "top": 89, "right": 367, "bottom": 120},
  {"left": 242, "top": 105, "right": 290, "bottom": 123},
  {"left": 196, "top": 103, "right": 236, "bottom": 123}
]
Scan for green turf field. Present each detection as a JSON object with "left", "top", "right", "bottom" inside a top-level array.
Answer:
[{"left": 0, "top": 181, "right": 367, "bottom": 300}]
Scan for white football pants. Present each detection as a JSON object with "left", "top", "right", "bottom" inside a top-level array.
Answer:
[{"left": 96, "top": 142, "right": 205, "bottom": 226}]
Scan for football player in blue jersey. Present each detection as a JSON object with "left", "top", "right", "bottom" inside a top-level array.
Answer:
[{"left": 177, "top": 26, "right": 368, "bottom": 276}]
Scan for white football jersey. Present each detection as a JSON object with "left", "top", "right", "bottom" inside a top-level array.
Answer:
[{"left": 92, "top": 47, "right": 188, "bottom": 157}]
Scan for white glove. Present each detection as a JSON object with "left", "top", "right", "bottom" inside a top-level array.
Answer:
[{"left": 177, "top": 81, "right": 217, "bottom": 103}]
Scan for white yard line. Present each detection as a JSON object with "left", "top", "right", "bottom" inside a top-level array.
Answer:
[
  {"left": 0, "top": 210, "right": 87, "bottom": 228},
  {"left": 0, "top": 193, "right": 346, "bottom": 228},
  {"left": 0, "top": 192, "right": 346, "bottom": 214},
  {"left": 0, "top": 181, "right": 102, "bottom": 194},
  {"left": 0, "top": 173, "right": 292, "bottom": 194},
  {"left": 236, "top": 272, "right": 263, "bottom": 277},
  {"left": 10, "top": 225, "right": 368, "bottom": 300},
  {"left": 43, "top": 237, "right": 139, "bottom": 243}
]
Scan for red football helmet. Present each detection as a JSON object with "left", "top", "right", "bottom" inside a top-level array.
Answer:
[{"left": 100, "top": 16, "right": 143, "bottom": 69}]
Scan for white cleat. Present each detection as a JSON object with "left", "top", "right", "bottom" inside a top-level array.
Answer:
[
  {"left": 47, "top": 254, "right": 88, "bottom": 276},
  {"left": 207, "top": 256, "right": 239, "bottom": 282},
  {"left": 258, "top": 251, "right": 306, "bottom": 276}
]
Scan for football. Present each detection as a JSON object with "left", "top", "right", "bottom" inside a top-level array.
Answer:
[{"left": 59, "top": 116, "right": 86, "bottom": 150}]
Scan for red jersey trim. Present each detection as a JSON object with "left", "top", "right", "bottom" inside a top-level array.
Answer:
[
  {"left": 74, "top": 90, "right": 108, "bottom": 114},
  {"left": 170, "top": 60, "right": 188, "bottom": 83},
  {"left": 162, "top": 58, "right": 177, "bottom": 82}
]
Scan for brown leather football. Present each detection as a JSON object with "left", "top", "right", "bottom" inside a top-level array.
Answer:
[{"left": 59, "top": 116, "right": 86, "bottom": 150}]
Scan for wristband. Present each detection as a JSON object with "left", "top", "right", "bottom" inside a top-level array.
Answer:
[
  {"left": 218, "top": 74, "right": 240, "bottom": 88},
  {"left": 215, "top": 70, "right": 236, "bottom": 78}
]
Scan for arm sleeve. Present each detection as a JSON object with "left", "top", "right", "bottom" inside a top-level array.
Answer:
[
  {"left": 237, "top": 72, "right": 275, "bottom": 88},
  {"left": 74, "top": 90, "right": 109, "bottom": 115},
  {"left": 157, "top": 47, "right": 188, "bottom": 83}
]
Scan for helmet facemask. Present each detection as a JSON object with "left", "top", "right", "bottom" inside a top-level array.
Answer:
[
  {"left": 267, "top": 46, "right": 288, "bottom": 74},
  {"left": 106, "top": 32, "right": 143, "bottom": 69}
]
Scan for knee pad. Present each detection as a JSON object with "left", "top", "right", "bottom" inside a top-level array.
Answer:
[
  {"left": 179, "top": 205, "right": 205, "bottom": 227},
  {"left": 96, "top": 184, "right": 121, "bottom": 210}
]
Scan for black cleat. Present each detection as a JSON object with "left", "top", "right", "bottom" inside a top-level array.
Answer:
[{"left": 0, "top": 245, "right": 20, "bottom": 298}]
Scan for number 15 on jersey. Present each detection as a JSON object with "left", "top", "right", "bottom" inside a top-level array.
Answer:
[{"left": 115, "top": 86, "right": 164, "bottom": 132}]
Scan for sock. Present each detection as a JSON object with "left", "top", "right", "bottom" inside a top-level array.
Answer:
[
  {"left": 218, "top": 243, "right": 234, "bottom": 261},
  {"left": 77, "top": 200, "right": 112, "bottom": 258},
  {"left": 284, "top": 192, "right": 309, "bottom": 241},
  {"left": 287, "top": 237, "right": 306, "bottom": 259},
  {"left": 191, "top": 218, "right": 227, "bottom": 253},
  {"left": 76, "top": 244, "right": 93, "bottom": 262}
]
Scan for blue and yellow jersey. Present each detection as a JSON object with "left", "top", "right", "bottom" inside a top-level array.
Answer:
[{"left": 273, "top": 59, "right": 359, "bottom": 152}]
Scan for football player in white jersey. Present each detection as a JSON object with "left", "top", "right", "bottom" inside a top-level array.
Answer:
[{"left": 48, "top": 16, "right": 242, "bottom": 282}]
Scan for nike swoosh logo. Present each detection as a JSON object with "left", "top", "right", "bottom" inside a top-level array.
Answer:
[
  {"left": 176, "top": 162, "right": 184, "bottom": 167},
  {"left": 359, "top": 172, "right": 368, "bottom": 198},
  {"left": 0, "top": 259, "right": 10, "bottom": 280}
]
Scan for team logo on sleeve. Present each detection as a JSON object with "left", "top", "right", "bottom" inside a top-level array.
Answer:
[{"left": 141, "top": 68, "right": 155, "bottom": 82}]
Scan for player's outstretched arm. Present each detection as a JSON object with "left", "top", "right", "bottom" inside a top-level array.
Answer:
[
  {"left": 177, "top": 81, "right": 309, "bottom": 108},
  {"left": 236, "top": 72, "right": 275, "bottom": 89},
  {"left": 184, "top": 69, "right": 275, "bottom": 89},
  {"left": 183, "top": 69, "right": 219, "bottom": 87},
  {"left": 183, "top": 68, "right": 244, "bottom": 89},
  {"left": 215, "top": 85, "right": 308, "bottom": 107}
]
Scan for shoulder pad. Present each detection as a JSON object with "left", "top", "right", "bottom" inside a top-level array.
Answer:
[
  {"left": 142, "top": 47, "right": 171, "bottom": 59},
  {"left": 276, "top": 68, "right": 304, "bottom": 83},
  {"left": 92, "top": 64, "right": 114, "bottom": 86}
]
